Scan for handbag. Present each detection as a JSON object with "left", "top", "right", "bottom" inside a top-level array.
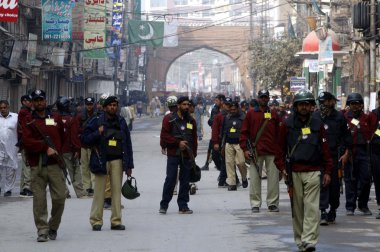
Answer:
[{"left": 89, "top": 147, "right": 107, "bottom": 175}]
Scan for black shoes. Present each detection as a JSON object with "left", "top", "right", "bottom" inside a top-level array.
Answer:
[
  {"left": 320, "top": 211, "right": 328, "bottom": 226},
  {"left": 86, "top": 188, "right": 94, "bottom": 197},
  {"left": 111, "top": 225, "right": 125, "bottom": 230},
  {"left": 92, "top": 225, "right": 102, "bottom": 231},
  {"left": 20, "top": 189, "right": 33, "bottom": 197},
  {"left": 189, "top": 184, "right": 197, "bottom": 195},
  {"left": 37, "top": 234, "right": 49, "bottom": 242},
  {"left": 48, "top": 229, "right": 57, "bottom": 240},
  {"left": 179, "top": 207, "right": 193, "bottom": 214},
  {"left": 251, "top": 207, "right": 260, "bottom": 213},
  {"left": 358, "top": 207, "right": 372, "bottom": 216},
  {"left": 242, "top": 179, "right": 248, "bottom": 188},
  {"left": 159, "top": 207, "right": 167, "bottom": 214},
  {"left": 4, "top": 191, "right": 11, "bottom": 197},
  {"left": 327, "top": 210, "right": 336, "bottom": 224},
  {"left": 228, "top": 185, "right": 237, "bottom": 191},
  {"left": 218, "top": 182, "right": 229, "bottom": 188},
  {"left": 268, "top": 205, "right": 279, "bottom": 212}
]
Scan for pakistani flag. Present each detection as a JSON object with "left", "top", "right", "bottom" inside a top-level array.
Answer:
[{"left": 128, "top": 20, "right": 178, "bottom": 47}]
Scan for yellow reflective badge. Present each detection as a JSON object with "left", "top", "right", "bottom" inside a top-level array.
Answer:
[
  {"left": 45, "top": 118, "right": 55, "bottom": 126},
  {"left": 230, "top": 128, "right": 236, "bottom": 133},
  {"left": 108, "top": 140, "right": 117, "bottom": 147},
  {"left": 351, "top": 118, "right": 359, "bottom": 126},
  {"left": 376, "top": 129, "right": 380, "bottom": 137},
  {"left": 302, "top": 127, "right": 311, "bottom": 135},
  {"left": 187, "top": 123, "right": 193, "bottom": 129},
  {"left": 264, "top": 113, "right": 271, "bottom": 119}
]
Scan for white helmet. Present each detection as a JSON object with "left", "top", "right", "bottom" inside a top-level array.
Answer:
[
  {"left": 166, "top": 96, "right": 177, "bottom": 107},
  {"left": 99, "top": 93, "right": 110, "bottom": 106}
]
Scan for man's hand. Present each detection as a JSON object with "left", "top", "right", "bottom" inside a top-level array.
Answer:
[
  {"left": 74, "top": 152, "right": 79, "bottom": 159},
  {"left": 213, "top": 144, "right": 219, "bottom": 152},
  {"left": 125, "top": 168, "right": 132, "bottom": 177},
  {"left": 282, "top": 170, "right": 288, "bottom": 180},
  {"left": 339, "top": 151, "right": 349, "bottom": 168},
  {"left": 47, "top": 147, "right": 57, "bottom": 157},
  {"left": 179, "top": 141, "right": 188, "bottom": 151},
  {"left": 244, "top": 150, "right": 251, "bottom": 160},
  {"left": 161, "top": 148, "right": 167, "bottom": 155},
  {"left": 98, "top": 125, "right": 104, "bottom": 135},
  {"left": 323, "top": 174, "right": 331, "bottom": 187}
]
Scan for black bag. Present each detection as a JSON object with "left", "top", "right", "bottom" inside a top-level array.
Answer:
[
  {"left": 189, "top": 161, "right": 201, "bottom": 183},
  {"left": 89, "top": 148, "right": 107, "bottom": 175}
]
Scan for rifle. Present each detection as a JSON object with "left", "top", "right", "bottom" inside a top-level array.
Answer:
[
  {"left": 247, "top": 139, "right": 260, "bottom": 178},
  {"left": 285, "top": 157, "right": 294, "bottom": 218},
  {"left": 28, "top": 119, "right": 71, "bottom": 185}
]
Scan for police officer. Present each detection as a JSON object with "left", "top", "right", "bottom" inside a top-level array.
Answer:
[
  {"left": 79, "top": 97, "right": 97, "bottom": 197},
  {"left": 82, "top": 96, "right": 134, "bottom": 231},
  {"left": 212, "top": 97, "right": 231, "bottom": 187},
  {"left": 201, "top": 94, "right": 225, "bottom": 171},
  {"left": 240, "top": 90, "right": 281, "bottom": 213},
  {"left": 56, "top": 97, "right": 87, "bottom": 198},
  {"left": 344, "top": 93, "right": 373, "bottom": 216},
  {"left": 223, "top": 101, "right": 248, "bottom": 191},
  {"left": 18, "top": 95, "right": 33, "bottom": 197},
  {"left": 159, "top": 96, "right": 197, "bottom": 214},
  {"left": 314, "top": 92, "right": 352, "bottom": 225},
  {"left": 22, "top": 89, "right": 66, "bottom": 242},
  {"left": 274, "top": 89, "right": 332, "bottom": 252},
  {"left": 370, "top": 91, "right": 380, "bottom": 219}
]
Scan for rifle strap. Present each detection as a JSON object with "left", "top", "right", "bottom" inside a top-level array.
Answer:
[{"left": 253, "top": 118, "right": 269, "bottom": 146}]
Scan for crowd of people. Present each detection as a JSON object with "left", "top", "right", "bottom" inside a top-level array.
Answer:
[{"left": 0, "top": 88, "right": 379, "bottom": 252}]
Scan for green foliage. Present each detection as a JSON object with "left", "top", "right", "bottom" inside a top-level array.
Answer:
[{"left": 249, "top": 38, "right": 303, "bottom": 90}]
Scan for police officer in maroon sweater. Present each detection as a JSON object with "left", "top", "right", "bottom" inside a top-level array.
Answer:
[
  {"left": 22, "top": 89, "right": 66, "bottom": 242},
  {"left": 159, "top": 96, "right": 197, "bottom": 214}
]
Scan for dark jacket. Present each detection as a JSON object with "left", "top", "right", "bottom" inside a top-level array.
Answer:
[
  {"left": 17, "top": 106, "right": 32, "bottom": 149},
  {"left": 22, "top": 110, "right": 64, "bottom": 167},
  {"left": 313, "top": 109, "right": 352, "bottom": 156},
  {"left": 211, "top": 110, "right": 227, "bottom": 145},
  {"left": 274, "top": 113, "right": 333, "bottom": 175},
  {"left": 160, "top": 112, "right": 198, "bottom": 157},
  {"left": 223, "top": 110, "right": 245, "bottom": 144},
  {"left": 61, "top": 113, "right": 81, "bottom": 154},
  {"left": 81, "top": 112, "right": 134, "bottom": 174},
  {"left": 344, "top": 111, "right": 373, "bottom": 155},
  {"left": 370, "top": 107, "right": 380, "bottom": 148},
  {"left": 240, "top": 106, "right": 280, "bottom": 155}
]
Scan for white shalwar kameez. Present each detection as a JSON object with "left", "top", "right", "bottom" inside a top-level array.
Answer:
[{"left": 0, "top": 112, "right": 18, "bottom": 193}]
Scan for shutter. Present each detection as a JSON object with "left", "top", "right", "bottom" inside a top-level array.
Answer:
[{"left": 0, "top": 80, "right": 10, "bottom": 100}]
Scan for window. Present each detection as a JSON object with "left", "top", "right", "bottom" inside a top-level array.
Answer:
[
  {"left": 174, "top": 0, "right": 188, "bottom": 5},
  {"left": 151, "top": 0, "right": 167, "bottom": 8}
]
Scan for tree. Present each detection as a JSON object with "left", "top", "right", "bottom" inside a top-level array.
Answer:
[{"left": 249, "top": 38, "right": 303, "bottom": 93}]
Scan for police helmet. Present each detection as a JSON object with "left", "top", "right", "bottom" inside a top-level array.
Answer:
[
  {"left": 98, "top": 93, "right": 109, "bottom": 106},
  {"left": 166, "top": 96, "right": 177, "bottom": 107},
  {"left": 346, "top": 93, "right": 363, "bottom": 105},
  {"left": 293, "top": 89, "right": 315, "bottom": 106},
  {"left": 258, "top": 89, "right": 270, "bottom": 98},
  {"left": 56, "top": 96, "right": 71, "bottom": 112},
  {"left": 121, "top": 177, "right": 140, "bottom": 200}
]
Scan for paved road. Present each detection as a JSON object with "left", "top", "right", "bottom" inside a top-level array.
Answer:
[{"left": 0, "top": 115, "right": 379, "bottom": 252}]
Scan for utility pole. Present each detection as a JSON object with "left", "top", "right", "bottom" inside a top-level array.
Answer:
[{"left": 369, "top": 0, "right": 377, "bottom": 92}]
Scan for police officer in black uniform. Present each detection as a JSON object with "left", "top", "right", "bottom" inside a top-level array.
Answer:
[
  {"left": 370, "top": 91, "right": 380, "bottom": 219},
  {"left": 314, "top": 92, "right": 352, "bottom": 225}
]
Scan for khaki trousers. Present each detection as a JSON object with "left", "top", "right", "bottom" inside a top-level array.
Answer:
[
  {"left": 225, "top": 143, "right": 247, "bottom": 186},
  {"left": 105, "top": 175, "right": 112, "bottom": 199},
  {"left": 31, "top": 164, "right": 66, "bottom": 235},
  {"left": 90, "top": 159, "right": 123, "bottom": 227},
  {"left": 63, "top": 153, "right": 86, "bottom": 198},
  {"left": 292, "top": 171, "right": 321, "bottom": 248},
  {"left": 20, "top": 151, "right": 31, "bottom": 191},
  {"left": 80, "top": 148, "right": 95, "bottom": 190},
  {"left": 249, "top": 155, "right": 279, "bottom": 208}
]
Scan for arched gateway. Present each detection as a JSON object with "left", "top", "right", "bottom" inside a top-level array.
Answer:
[{"left": 145, "top": 25, "right": 252, "bottom": 98}]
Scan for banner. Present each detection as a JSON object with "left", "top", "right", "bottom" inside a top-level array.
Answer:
[
  {"left": 83, "top": 0, "right": 106, "bottom": 58},
  {"left": 128, "top": 20, "right": 164, "bottom": 47},
  {"left": 42, "top": 0, "right": 72, "bottom": 41},
  {"left": 290, "top": 77, "right": 306, "bottom": 92},
  {"left": 110, "top": 0, "right": 123, "bottom": 59},
  {"left": 72, "top": 0, "right": 84, "bottom": 40},
  {"left": 318, "top": 36, "right": 334, "bottom": 65},
  {"left": 0, "top": 0, "right": 18, "bottom": 22},
  {"left": 163, "top": 20, "right": 178, "bottom": 47}
]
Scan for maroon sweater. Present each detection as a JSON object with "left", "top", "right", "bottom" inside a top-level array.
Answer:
[
  {"left": 160, "top": 112, "right": 197, "bottom": 158},
  {"left": 274, "top": 117, "right": 333, "bottom": 175},
  {"left": 22, "top": 111, "right": 64, "bottom": 167},
  {"left": 239, "top": 107, "right": 280, "bottom": 155},
  {"left": 61, "top": 114, "right": 81, "bottom": 154}
]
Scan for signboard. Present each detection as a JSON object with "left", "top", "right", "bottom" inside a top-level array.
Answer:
[
  {"left": 8, "top": 40, "right": 23, "bottom": 69},
  {"left": 83, "top": 0, "right": 106, "bottom": 58},
  {"left": 308, "top": 59, "right": 319, "bottom": 73},
  {"left": 0, "top": 0, "right": 18, "bottom": 22},
  {"left": 72, "top": 0, "right": 84, "bottom": 40},
  {"left": 42, "top": 0, "right": 72, "bottom": 41},
  {"left": 290, "top": 77, "right": 306, "bottom": 92},
  {"left": 111, "top": 0, "right": 123, "bottom": 59},
  {"left": 27, "top": 33, "right": 38, "bottom": 66},
  {"left": 318, "top": 36, "right": 334, "bottom": 65}
]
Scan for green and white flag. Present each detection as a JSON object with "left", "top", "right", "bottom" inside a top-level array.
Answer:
[{"left": 128, "top": 20, "right": 178, "bottom": 47}]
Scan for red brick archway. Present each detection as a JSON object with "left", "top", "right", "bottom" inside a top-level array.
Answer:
[{"left": 145, "top": 25, "right": 252, "bottom": 98}]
